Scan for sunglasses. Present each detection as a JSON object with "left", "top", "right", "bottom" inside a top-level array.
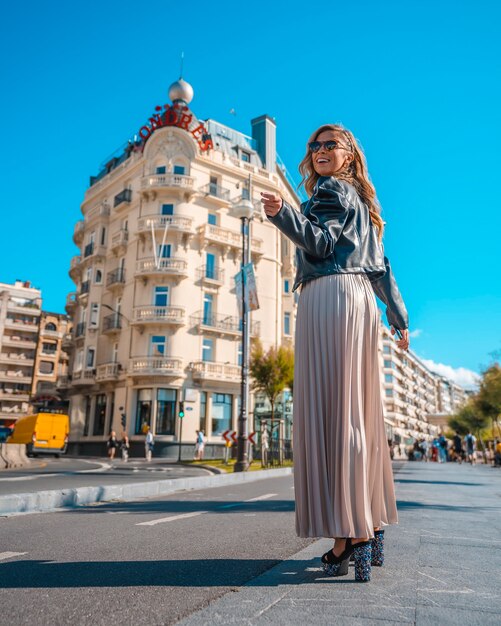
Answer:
[{"left": 308, "top": 140, "right": 349, "bottom": 153}]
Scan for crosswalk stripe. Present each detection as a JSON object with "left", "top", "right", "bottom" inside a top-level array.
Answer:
[{"left": 0, "top": 552, "right": 28, "bottom": 561}]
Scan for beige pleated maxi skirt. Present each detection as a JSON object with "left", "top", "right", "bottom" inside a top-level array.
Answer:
[{"left": 293, "top": 273, "right": 398, "bottom": 539}]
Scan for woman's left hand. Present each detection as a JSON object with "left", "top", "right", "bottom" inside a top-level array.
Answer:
[
  {"left": 261, "top": 192, "right": 283, "bottom": 217},
  {"left": 391, "top": 327, "right": 410, "bottom": 351}
]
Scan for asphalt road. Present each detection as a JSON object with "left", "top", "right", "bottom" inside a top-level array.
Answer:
[
  {"left": 0, "top": 457, "right": 213, "bottom": 496},
  {"left": 0, "top": 474, "right": 311, "bottom": 625}
]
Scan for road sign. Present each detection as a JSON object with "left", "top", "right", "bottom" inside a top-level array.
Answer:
[
  {"left": 222, "top": 430, "right": 232, "bottom": 443},
  {"left": 231, "top": 431, "right": 237, "bottom": 444},
  {"left": 186, "top": 407, "right": 193, "bottom": 411},
  {"left": 248, "top": 431, "right": 256, "bottom": 445}
]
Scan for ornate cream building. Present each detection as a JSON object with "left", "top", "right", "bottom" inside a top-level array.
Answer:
[{"left": 65, "top": 77, "right": 302, "bottom": 455}]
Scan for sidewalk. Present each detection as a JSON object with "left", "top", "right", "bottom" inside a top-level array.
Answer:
[{"left": 179, "top": 461, "right": 501, "bottom": 625}]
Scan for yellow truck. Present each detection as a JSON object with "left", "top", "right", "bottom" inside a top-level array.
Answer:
[{"left": 8, "top": 412, "right": 69, "bottom": 457}]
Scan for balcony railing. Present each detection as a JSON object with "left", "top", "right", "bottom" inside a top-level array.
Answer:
[
  {"left": 135, "top": 258, "right": 188, "bottom": 279},
  {"left": 80, "top": 280, "right": 90, "bottom": 295},
  {"left": 103, "top": 314, "right": 122, "bottom": 332},
  {"left": 128, "top": 357, "right": 183, "bottom": 377},
  {"left": 65, "top": 292, "right": 77, "bottom": 311},
  {"left": 137, "top": 214, "right": 194, "bottom": 235},
  {"left": 195, "top": 265, "right": 225, "bottom": 285},
  {"left": 61, "top": 333, "right": 73, "bottom": 351},
  {"left": 75, "top": 322, "right": 86, "bottom": 338},
  {"left": 72, "top": 369, "right": 95, "bottom": 385},
  {"left": 190, "top": 360, "right": 241, "bottom": 382},
  {"left": 106, "top": 268, "right": 126, "bottom": 287},
  {"left": 85, "top": 201, "right": 110, "bottom": 221},
  {"left": 198, "top": 223, "right": 263, "bottom": 256},
  {"left": 132, "top": 305, "right": 186, "bottom": 325},
  {"left": 198, "top": 182, "right": 231, "bottom": 203},
  {"left": 114, "top": 188, "right": 132, "bottom": 207},
  {"left": 190, "top": 312, "right": 260, "bottom": 337},
  {"left": 73, "top": 220, "right": 85, "bottom": 243},
  {"left": 96, "top": 362, "right": 120, "bottom": 382},
  {"left": 69, "top": 256, "right": 81, "bottom": 277},
  {"left": 140, "top": 173, "right": 195, "bottom": 192},
  {"left": 56, "top": 375, "right": 70, "bottom": 389}
]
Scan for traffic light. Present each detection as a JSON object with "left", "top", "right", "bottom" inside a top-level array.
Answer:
[{"left": 179, "top": 401, "right": 185, "bottom": 419}]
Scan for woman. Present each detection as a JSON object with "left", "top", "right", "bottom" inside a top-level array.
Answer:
[
  {"left": 107, "top": 430, "right": 118, "bottom": 460},
  {"left": 261, "top": 124, "right": 409, "bottom": 582}
]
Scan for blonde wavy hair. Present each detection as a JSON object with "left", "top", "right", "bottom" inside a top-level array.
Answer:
[{"left": 299, "top": 124, "right": 384, "bottom": 241}]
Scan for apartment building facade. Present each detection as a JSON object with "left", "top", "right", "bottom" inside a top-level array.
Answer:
[
  {"left": 0, "top": 281, "right": 42, "bottom": 424},
  {"left": 65, "top": 77, "right": 301, "bottom": 455}
]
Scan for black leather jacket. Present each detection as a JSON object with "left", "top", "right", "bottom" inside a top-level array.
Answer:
[{"left": 267, "top": 176, "right": 409, "bottom": 330}]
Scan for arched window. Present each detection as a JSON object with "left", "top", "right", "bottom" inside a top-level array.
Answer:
[{"left": 45, "top": 322, "right": 57, "bottom": 331}]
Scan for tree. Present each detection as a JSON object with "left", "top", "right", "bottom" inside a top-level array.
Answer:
[
  {"left": 249, "top": 338, "right": 294, "bottom": 420},
  {"left": 448, "top": 400, "right": 489, "bottom": 436},
  {"left": 476, "top": 363, "right": 501, "bottom": 436}
]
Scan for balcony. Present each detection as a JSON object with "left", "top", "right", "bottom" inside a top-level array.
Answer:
[
  {"left": 135, "top": 258, "right": 188, "bottom": 282},
  {"left": 65, "top": 292, "right": 77, "bottom": 314},
  {"left": 96, "top": 362, "right": 121, "bottom": 382},
  {"left": 110, "top": 229, "right": 129, "bottom": 255},
  {"left": 61, "top": 333, "right": 73, "bottom": 352},
  {"left": 114, "top": 188, "right": 132, "bottom": 208},
  {"left": 56, "top": 376, "right": 70, "bottom": 390},
  {"left": 190, "top": 360, "right": 241, "bottom": 383},
  {"left": 0, "top": 371, "right": 33, "bottom": 384},
  {"left": 6, "top": 301, "right": 41, "bottom": 316},
  {"left": 79, "top": 280, "right": 90, "bottom": 299},
  {"left": 197, "top": 223, "right": 264, "bottom": 261},
  {"left": 73, "top": 220, "right": 85, "bottom": 244},
  {"left": 0, "top": 354, "right": 34, "bottom": 366},
  {"left": 132, "top": 305, "right": 186, "bottom": 326},
  {"left": 140, "top": 173, "right": 195, "bottom": 198},
  {"left": 82, "top": 242, "right": 106, "bottom": 262},
  {"left": 128, "top": 357, "right": 184, "bottom": 377},
  {"left": 137, "top": 214, "right": 195, "bottom": 239},
  {"left": 85, "top": 201, "right": 111, "bottom": 222},
  {"left": 3, "top": 319, "right": 39, "bottom": 333},
  {"left": 72, "top": 369, "right": 95, "bottom": 386},
  {"left": 40, "top": 328, "right": 61, "bottom": 340},
  {"left": 195, "top": 265, "right": 225, "bottom": 288},
  {"left": 69, "top": 255, "right": 82, "bottom": 279},
  {"left": 190, "top": 312, "right": 260, "bottom": 338},
  {"left": 1, "top": 337, "right": 37, "bottom": 349},
  {"left": 75, "top": 322, "right": 86, "bottom": 338},
  {"left": 198, "top": 182, "right": 231, "bottom": 206},
  {"left": 106, "top": 268, "right": 126, "bottom": 290},
  {"left": 0, "top": 390, "right": 31, "bottom": 402},
  {"left": 102, "top": 314, "right": 122, "bottom": 334}
]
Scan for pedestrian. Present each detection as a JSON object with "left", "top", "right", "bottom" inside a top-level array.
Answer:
[
  {"left": 262, "top": 123, "right": 409, "bottom": 582},
  {"left": 194, "top": 430, "right": 205, "bottom": 461},
  {"left": 107, "top": 430, "right": 118, "bottom": 460},
  {"left": 419, "top": 438, "right": 429, "bottom": 462},
  {"left": 120, "top": 431, "right": 130, "bottom": 462},
  {"left": 261, "top": 426, "right": 270, "bottom": 468},
  {"left": 438, "top": 433, "right": 448, "bottom": 463},
  {"left": 494, "top": 439, "right": 501, "bottom": 467},
  {"left": 145, "top": 426, "right": 154, "bottom": 462},
  {"left": 464, "top": 431, "right": 476, "bottom": 464},
  {"left": 453, "top": 431, "right": 463, "bottom": 463}
]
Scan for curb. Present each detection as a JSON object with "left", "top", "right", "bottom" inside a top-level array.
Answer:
[{"left": 0, "top": 467, "right": 293, "bottom": 516}]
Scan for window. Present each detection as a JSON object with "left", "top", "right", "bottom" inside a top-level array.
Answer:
[
  {"left": 136, "top": 388, "right": 153, "bottom": 434},
  {"left": 75, "top": 349, "right": 84, "bottom": 371},
  {"left": 385, "top": 389, "right": 394, "bottom": 397},
  {"left": 100, "top": 227, "right": 106, "bottom": 246},
  {"left": 83, "top": 396, "right": 92, "bottom": 437},
  {"left": 211, "top": 393, "right": 232, "bottom": 435},
  {"left": 157, "top": 244, "right": 171, "bottom": 258},
  {"left": 156, "top": 166, "right": 166, "bottom": 174},
  {"left": 45, "top": 322, "right": 57, "bottom": 332},
  {"left": 206, "top": 253, "right": 216, "bottom": 279},
  {"left": 89, "top": 303, "right": 99, "bottom": 327},
  {"left": 95, "top": 269, "right": 103, "bottom": 284},
  {"left": 112, "top": 342, "right": 118, "bottom": 363},
  {"left": 161, "top": 203, "right": 174, "bottom": 215},
  {"left": 93, "top": 394, "right": 107, "bottom": 435},
  {"left": 203, "top": 293, "right": 213, "bottom": 325},
  {"left": 156, "top": 388, "right": 176, "bottom": 435},
  {"left": 384, "top": 374, "right": 393, "bottom": 383},
  {"left": 383, "top": 345, "right": 391, "bottom": 354},
  {"left": 242, "top": 185, "right": 250, "bottom": 200},
  {"left": 42, "top": 342, "right": 57, "bottom": 355},
  {"left": 154, "top": 286, "right": 169, "bottom": 307},
  {"left": 284, "top": 280, "right": 290, "bottom": 294},
  {"left": 209, "top": 175, "right": 218, "bottom": 195},
  {"left": 237, "top": 342, "right": 243, "bottom": 367},
  {"left": 39, "top": 360, "right": 54, "bottom": 375},
  {"left": 200, "top": 391, "right": 207, "bottom": 434},
  {"left": 208, "top": 213, "right": 217, "bottom": 225},
  {"left": 202, "top": 338, "right": 214, "bottom": 362},
  {"left": 150, "top": 335, "right": 167, "bottom": 356},
  {"left": 173, "top": 164, "right": 185, "bottom": 175},
  {"left": 384, "top": 360, "right": 392, "bottom": 369},
  {"left": 86, "top": 347, "right": 95, "bottom": 368},
  {"left": 284, "top": 312, "right": 291, "bottom": 335},
  {"left": 241, "top": 151, "right": 250, "bottom": 163}
]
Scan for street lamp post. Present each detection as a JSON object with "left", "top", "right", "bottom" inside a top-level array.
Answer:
[{"left": 232, "top": 195, "right": 254, "bottom": 472}]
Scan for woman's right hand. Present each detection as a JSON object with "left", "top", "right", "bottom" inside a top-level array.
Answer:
[{"left": 261, "top": 192, "right": 283, "bottom": 218}]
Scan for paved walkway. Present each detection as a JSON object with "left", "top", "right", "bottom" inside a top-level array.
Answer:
[{"left": 180, "top": 460, "right": 501, "bottom": 625}]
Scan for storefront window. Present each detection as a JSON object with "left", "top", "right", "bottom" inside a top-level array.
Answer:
[
  {"left": 156, "top": 388, "right": 176, "bottom": 435},
  {"left": 136, "top": 388, "right": 153, "bottom": 434},
  {"left": 83, "top": 396, "right": 92, "bottom": 437},
  {"left": 93, "top": 394, "right": 107, "bottom": 435},
  {"left": 211, "top": 393, "right": 232, "bottom": 435},
  {"left": 200, "top": 391, "right": 207, "bottom": 434}
]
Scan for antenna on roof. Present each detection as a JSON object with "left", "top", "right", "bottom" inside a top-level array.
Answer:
[{"left": 180, "top": 51, "right": 184, "bottom": 78}]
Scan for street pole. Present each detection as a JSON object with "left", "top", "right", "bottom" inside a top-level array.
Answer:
[{"left": 178, "top": 413, "right": 183, "bottom": 462}]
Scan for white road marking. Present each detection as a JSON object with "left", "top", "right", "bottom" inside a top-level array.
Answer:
[
  {"left": 77, "top": 460, "right": 112, "bottom": 473},
  {"left": 136, "top": 511, "right": 209, "bottom": 526},
  {"left": 245, "top": 493, "right": 277, "bottom": 502},
  {"left": 0, "top": 552, "right": 28, "bottom": 561},
  {"left": 0, "top": 474, "right": 58, "bottom": 482}
]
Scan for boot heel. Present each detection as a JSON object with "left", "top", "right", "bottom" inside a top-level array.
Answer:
[
  {"left": 353, "top": 541, "right": 372, "bottom": 582},
  {"left": 321, "top": 538, "right": 352, "bottom": 577},
  {"left": 371, "top": 530, "right": 384, "bottom": 566}
]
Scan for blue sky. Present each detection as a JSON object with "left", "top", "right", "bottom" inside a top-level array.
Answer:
[{"left": 1, "top": 0, "right": 499, "bottom": 384}]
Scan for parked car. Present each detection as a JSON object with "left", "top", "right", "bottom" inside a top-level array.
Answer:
[{"left": 7, "top": 412, "right": 69, "bottom": 458}]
